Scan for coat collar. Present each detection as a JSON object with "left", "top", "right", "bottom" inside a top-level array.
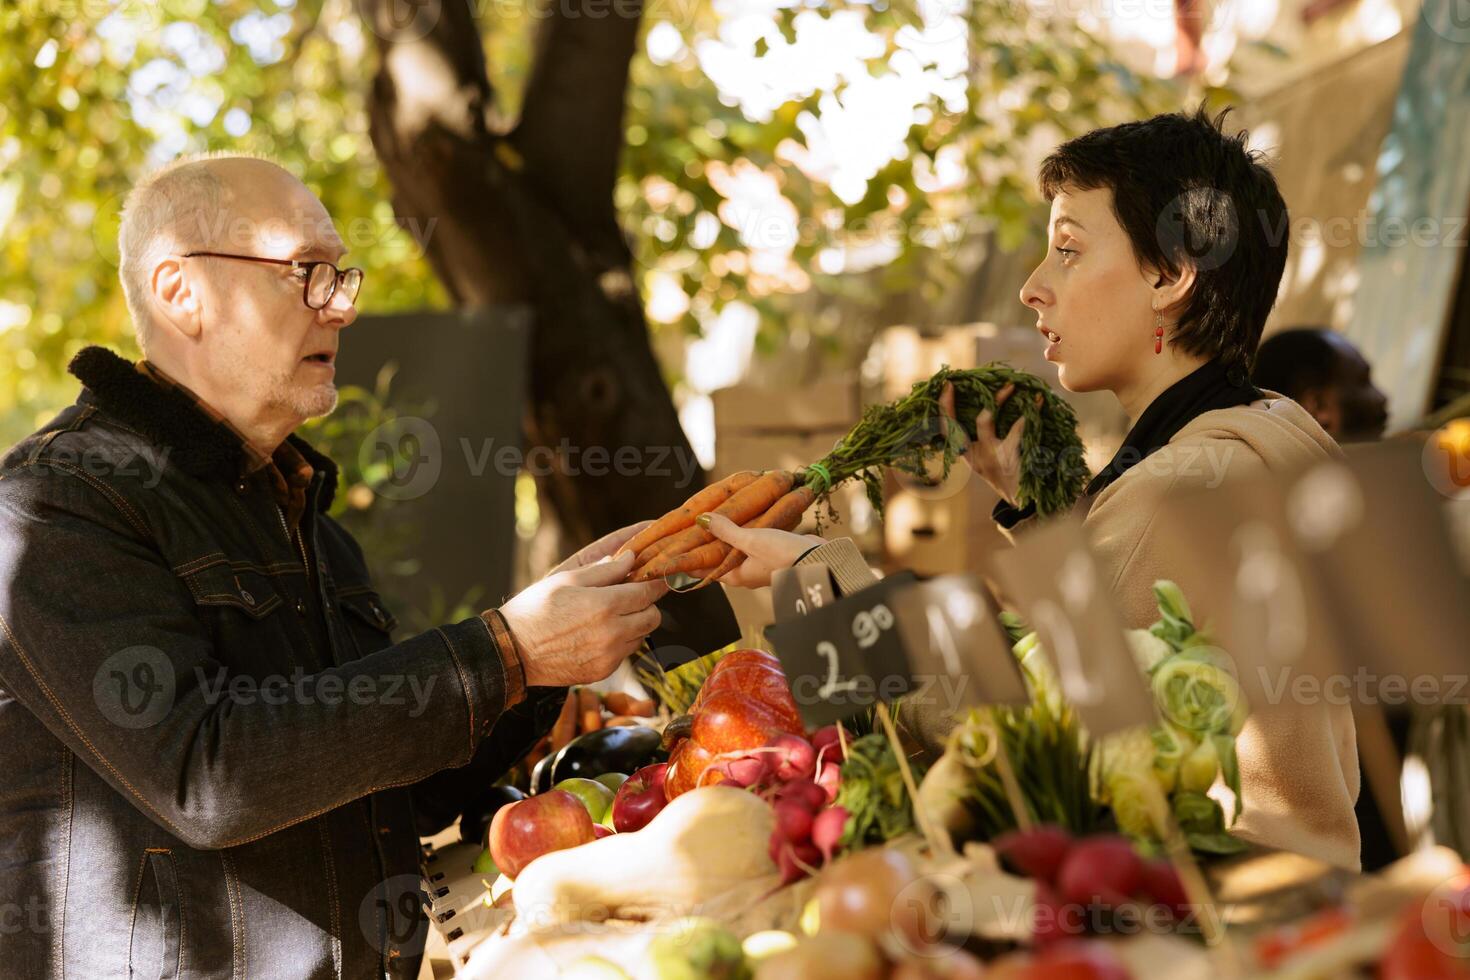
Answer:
[{"left": 67, "top": 345, "right": 338, "bottom": 510}]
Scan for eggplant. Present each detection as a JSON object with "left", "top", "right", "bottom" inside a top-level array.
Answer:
[
  {"left": 530, "top": 752, "right": 556, "bottom": 796},
  {"left": 459, "top": 785, "right": 527, "bottom": 846},
  {"left": 550, "top": 726, "right": 665, "bottom": 784}
]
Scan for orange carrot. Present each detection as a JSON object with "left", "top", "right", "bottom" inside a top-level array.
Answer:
[
  {"left": 549, "top": 690, "right": 578, "bottom": 751},
  {"left": 577, "top": 686, "right": 602, "bottom": 733},
  {"left": 638, "top": 540, "right": 734, "bottom": 581},
  {"left": 616, "top": 470, "right": 760, "bottom": 558},
  {"left": 603, "top": 691, "right": 634, "bottom": 715},
  {"left": 630, "top": 470, "right": 796, "bottom": 580},
  {"left": 691, "top": 485, "right": 816, "bottom": 589}
]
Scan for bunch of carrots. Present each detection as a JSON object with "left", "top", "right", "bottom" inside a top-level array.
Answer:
[
  {"left": 616, "top": 468, "right": 814, "bottom": 587},
  {"left": 618, "top": 364, "right": 1086, "bottom": 588}
]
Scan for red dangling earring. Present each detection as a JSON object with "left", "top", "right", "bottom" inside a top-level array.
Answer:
[{"left": 1154, "top": 311, "right": 1164, "bottom": 355}]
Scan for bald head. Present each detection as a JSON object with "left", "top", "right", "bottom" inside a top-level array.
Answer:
[{"left": 117, "top": 154, "right": 316, "bottom": 352}]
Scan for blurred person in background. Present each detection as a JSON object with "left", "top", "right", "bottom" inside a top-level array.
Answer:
[{"left": 1252, "top": 327, "right": 1390, "bottom": 442}]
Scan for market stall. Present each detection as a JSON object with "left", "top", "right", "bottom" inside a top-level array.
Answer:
[{"left": 416, "top": 366, "right": 1470, "bottom": 980}]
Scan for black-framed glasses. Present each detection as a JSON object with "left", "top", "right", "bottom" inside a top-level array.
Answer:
[{"left": 182, "top": 251, "right": 364, "bottom": 310}]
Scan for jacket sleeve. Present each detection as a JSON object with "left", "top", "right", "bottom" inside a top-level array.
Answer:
[
  {"left": 408, "top": 686, "right": 566, "bottom": 836},
  {"left": 794, "top": 537, "right": 880, "bottom": 597},
  {"left": 0, "top": 465, "right": 516, "bottom": 851}
]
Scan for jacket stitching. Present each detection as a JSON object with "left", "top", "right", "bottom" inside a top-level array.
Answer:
[
  {"left": 125, "top": 850, "right": 150, "bottom": 976},
  {"left": 0, "top": 612, "right": 198, "bottom": 843},
  {"left": 38, "top": 460, "right": 152, "bottom": 541},
  {"left": 219, "top": 850, "right": 244, "bottom": 980},
  {"left": 435, "top": 626, "right": 479, "bottom": 758},
  {"left": 316, "top": 820, "right": 342, "bottom": 979},
  {"left": 55, "top": 748, "right": 72, "bottom": 980}
]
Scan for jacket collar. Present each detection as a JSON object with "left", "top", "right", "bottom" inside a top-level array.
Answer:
[{"left": 67, "top": 345, "right": 338, "bottom": 510}]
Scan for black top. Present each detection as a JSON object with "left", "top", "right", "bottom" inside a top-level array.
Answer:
[{"left": 994, "top": 358, "right": 1261, "bottom": 528}]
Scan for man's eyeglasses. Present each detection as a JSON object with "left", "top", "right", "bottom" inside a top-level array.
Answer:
[{"left": 182, "top": 251, "right": 364, "bottom": 310}]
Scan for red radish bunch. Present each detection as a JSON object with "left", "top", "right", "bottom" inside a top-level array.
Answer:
[
  {"left": 709, "top": 726, "right": 851, "bottom": 884},
  {"left": 992, "top": 826, "right": 1191, "bottom": 946}
]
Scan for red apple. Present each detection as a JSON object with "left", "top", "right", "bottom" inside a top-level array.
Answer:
[
  {"left": 488, "top": 789, "right": 595, "bottom": 878},
  {"left": 611, "top": 762, "right": 670, "bottom": 833}
]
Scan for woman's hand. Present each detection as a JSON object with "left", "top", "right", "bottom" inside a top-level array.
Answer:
[
  {"left": 938, "top": 381, "right": 1038, "bottom": 508},
  {"left": 697, "top": 513, "right": 826, "bottom": 589}
]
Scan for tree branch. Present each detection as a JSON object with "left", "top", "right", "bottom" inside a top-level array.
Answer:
[{"left": 511, "top": 0, "right": 644, "bottom": 251}]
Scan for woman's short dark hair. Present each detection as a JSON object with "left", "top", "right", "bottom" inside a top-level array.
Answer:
[{"left": 1037, "top": 106, "right": 1288, "bottom": 374}]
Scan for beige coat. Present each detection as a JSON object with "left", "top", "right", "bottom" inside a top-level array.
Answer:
[{"left": 792, "top": 393, "right": 1362, "bottom": 870}]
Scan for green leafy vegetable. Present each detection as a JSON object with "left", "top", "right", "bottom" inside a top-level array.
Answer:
[
  {"left": 835, "top": 734, "right": 928, "bottom": 848},
  {"left": 803, "top": 365, "right": 1088, "bottom": 518}
]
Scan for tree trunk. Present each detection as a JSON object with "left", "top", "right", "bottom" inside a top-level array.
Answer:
[{"left": 356, "top": 0, "right": 700, "bottom": 546}]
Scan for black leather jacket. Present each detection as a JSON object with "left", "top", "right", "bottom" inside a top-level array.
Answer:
[{"left": 0, "top": 346, "right": 560, "bottom": 979}]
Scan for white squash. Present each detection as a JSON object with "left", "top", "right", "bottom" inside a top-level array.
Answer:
[{"left": 512, "top": 786, "right": 777, "bottom": 931}]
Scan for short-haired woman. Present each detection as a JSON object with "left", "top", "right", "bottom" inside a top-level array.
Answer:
[{"left": 706, "top": 107, "right": 1361, "bottom": 870}]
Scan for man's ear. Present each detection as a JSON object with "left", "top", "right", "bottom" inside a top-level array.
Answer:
[
  {"left": 1149, "top": 261, "right": 1198, "bottom": 318},
  {"left": 150, "top": 257, "right": 203, "bottom": 339}
]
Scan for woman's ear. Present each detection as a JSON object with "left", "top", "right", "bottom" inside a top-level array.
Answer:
[{"left": 1150, "top": 262, "right": 1197, "bottom": 318}]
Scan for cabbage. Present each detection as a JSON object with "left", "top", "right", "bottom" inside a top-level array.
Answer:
[
  {"left": 1179, "top": 738, "right": 1220, "bottom": 793},
  {"left": 1151, "top": 646, "right": 1247, "bottom": 736}
]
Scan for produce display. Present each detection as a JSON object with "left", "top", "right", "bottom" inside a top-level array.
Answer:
[
  {"left": 438, "top": 576, "right": 1460, "bottom": 980},
  {"left": 615, "top": 364, "right": 1084, "bottom": 588},
  {"left": 917, "top": 580, "right": 1249, "bottom": 859}
]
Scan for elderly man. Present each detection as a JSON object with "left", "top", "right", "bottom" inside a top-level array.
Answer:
[{"left": 0, "top": 154, "right": 667, "bottom": 979}]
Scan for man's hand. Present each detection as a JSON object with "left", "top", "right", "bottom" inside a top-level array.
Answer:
[
  {"left": 699, "top": 513, "right": 826, "bottom": 589},
  {"left": 500, "top": 549, "right": 668, "bottom": 688}
]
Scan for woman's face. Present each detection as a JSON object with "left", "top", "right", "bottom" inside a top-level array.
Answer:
[{"left": 1019, "top": 186, "right": 1161, "bottom": 393}]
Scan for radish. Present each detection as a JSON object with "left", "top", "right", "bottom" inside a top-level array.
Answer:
[
  {"left": 1140, "top": 859, "right": 1189, "bottom": 920},
  {"left": 993, "top": 824, "right": 1073, "bottom": 884},
  {"left": 772, "top": 779, "right": 827, "bottom": 811},
  {"left": 776, "top": 840, "right": 822, "bottom": 883},
  {"left": 811, "top": 724, "right": 849, "bottom": 763},
  {"left": 767, "top": 733, "right": 816, "bottom": 781},
  {"left": 773, "top": 798, "right": 815, "bottom": 843},
  {"left": 812, "top": 805, "right": 848, "bottom": 863},
  {"left": 815, "top": 760, "right": 841, "bottom": 803},
  {"left": 715, "top": 753, "right": 770, "bottom": 788},
  {"left": 1056, "top": 836, "right": 1142, "bottom": 910},
  {"left": 1032, "top": 881, "right": 1075, "bottom": 947}
]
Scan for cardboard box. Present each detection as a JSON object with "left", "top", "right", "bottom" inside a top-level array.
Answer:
[{"left": 710, "top": 375, "right": 860, "bottom": 433}]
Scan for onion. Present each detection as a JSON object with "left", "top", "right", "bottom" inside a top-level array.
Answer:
[{"left": 813, "top": 847, "right": 936, "bottom": 948}]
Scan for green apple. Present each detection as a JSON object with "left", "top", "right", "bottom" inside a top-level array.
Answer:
[
  {"left": 472, "top": 848, "right": 498, "bottom": 876},
  {"left": 600, "top": 803, "right": 617, "bottom": 830},
  {"left": 552, "top": 777, "right": 616, "bottom": 822},
  {"left": 595, "top": 772, "right": 629, "bottom": 794}
]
